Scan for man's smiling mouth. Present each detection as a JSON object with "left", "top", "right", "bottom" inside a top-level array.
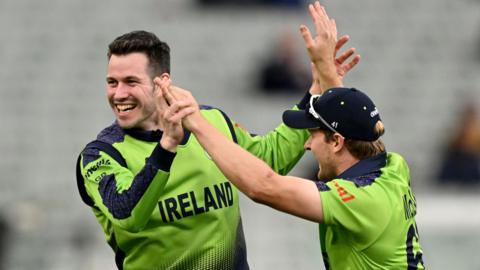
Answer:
[{"left": 116, "top": 104, "right": 136, "bottom": 112}]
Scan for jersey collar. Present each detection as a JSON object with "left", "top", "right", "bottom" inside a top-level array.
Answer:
[
  {"left": 336, "top": 152, "right": 387, "bottom": 181},
  {"left": 124, "top": 127, "right": 191, "bottom": 145}
]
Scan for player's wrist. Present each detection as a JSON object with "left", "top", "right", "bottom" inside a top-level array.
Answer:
[
  {"left": 320, "top": 77, "right": 343, "bottom": 91},
  {"left": 316, "top": 66, "right": 342, "bottom": 91},
  {"left": 185, "top": 113, "right": 206, "bottom": 134},
  {"left": 313, "top": 61, "right": 335, "bottom": 74},
  {"left": 308, "top": 81, "right": 322, "bottom": 95}
]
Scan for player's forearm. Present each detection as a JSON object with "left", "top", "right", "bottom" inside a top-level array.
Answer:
[
  {"left": 106, "top": 170, "right": 171, "bottom": 232},
  {"left": 82, "top": 146, "right": 174, "bottom": 232},
  {"left": 191, "top": 118, "right": 279, "bottom": 201}
]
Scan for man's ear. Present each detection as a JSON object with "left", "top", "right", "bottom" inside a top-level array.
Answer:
[{"left": 331, "top": 133, "right": 345, "bottom": 153}]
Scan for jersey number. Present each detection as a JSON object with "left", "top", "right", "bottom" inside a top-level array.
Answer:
[{"left": 406, "top": 223, "right": 424, "bottom": 270}]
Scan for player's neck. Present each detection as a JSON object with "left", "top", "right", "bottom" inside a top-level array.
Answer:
[{"left": 334, "top": 153, "right": 360, "bottom": 177}]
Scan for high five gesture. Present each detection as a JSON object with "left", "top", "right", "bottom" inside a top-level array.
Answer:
[{"left": 302, "top": 1, "right": 360, "bottom": 92}]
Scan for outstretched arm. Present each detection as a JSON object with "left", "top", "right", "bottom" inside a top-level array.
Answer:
[{"left": 162, "top": 86, "right": 324, "bottom": 223}]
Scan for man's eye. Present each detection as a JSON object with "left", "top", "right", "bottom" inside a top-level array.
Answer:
[{"left": 107, "top": 80, "right": 117, "bottom": 86}]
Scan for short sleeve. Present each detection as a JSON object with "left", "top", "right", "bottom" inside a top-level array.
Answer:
[{"left": 320, "top": 179, "right": 391, "bottom": 249}]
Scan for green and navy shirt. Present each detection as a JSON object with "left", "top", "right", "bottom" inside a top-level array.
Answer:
[
  {"left": 316, "top": 152, "right": 425, "bottom": 269},
  {"left": 76, "top": 104, "right": 309, "bottom": 270}
]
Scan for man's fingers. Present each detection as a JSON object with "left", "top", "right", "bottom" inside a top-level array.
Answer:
[
  {"left": 167, "top": 100, "right": 194, "bottom": 115},
  {"left": 335, "top": 35, "right": 350, "bottom": 52},
  {"left": 164, "top": 100, "right": 196, "bottom": 123},
  {"left": 330, "top": 19, "right": 337, "bottom": 40},
  {"left": 314, "top": 2, "right": 325, "bottom": 17},
  {"left": 168, "top": 86, "right": 182, "bottom": 100},
  {"left": 154, "top": 83, "right": 170, "bottom": 112},
  {"left": 342, "top": 55, "right": 361, "bottom": 72},
  {"left": 158, "top": 93, "right": 169, "bottom": 110},
  {"left": 308, "top": 4, "right": 318, "bottom": 24},
  {"left": 169, "top": 85, "right": 191, "bottom": 99},
  {"left": 161, "top": 85, "right": 177, "bottom": 106},
  {"left": 315, "top": 2, "right": 330, "bottom": 24},
  {"left": 310, "top": 3, "right": 327, "bottom": 36},
  {"left": 300, "top": 25, "right": 315, "bottom": 51},
  {"left": 163, "top": 102, "right": 182, "bottom": 123},
  {"left": 310, "top": 2, "right": 336, "bottom": 40},
  {"left": 169, "top": 107, "right": 197, "bottom": 123},
  {"left": 336, "top": 47, "right": 355, "bottom": 64}
]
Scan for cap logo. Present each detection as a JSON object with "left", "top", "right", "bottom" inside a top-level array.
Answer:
[
  {"left": 331, "top": 122, "right": 338, "bottom": 128},
  {"left": 370, "top": 107, "right": 379, "bottom": 118}
]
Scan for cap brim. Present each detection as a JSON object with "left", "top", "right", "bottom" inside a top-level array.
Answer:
[{"left": 282, "top": 109, "right": 321, "bottom": 129}]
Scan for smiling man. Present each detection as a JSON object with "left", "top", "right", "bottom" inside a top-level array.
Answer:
[{"left": 75, "top": 29, "right": 359, "bottom": 270}]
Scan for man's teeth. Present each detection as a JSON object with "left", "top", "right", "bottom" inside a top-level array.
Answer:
[{"left": 116, "top": 104, "right": 135, "bottom": 112}]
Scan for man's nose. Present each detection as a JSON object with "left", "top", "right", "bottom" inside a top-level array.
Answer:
[
  {"left": 304, "top": 137, "right": 312, "bottom": 151},
  {"left": 114, "top": 83, "right": 129, "bottom": 99}
]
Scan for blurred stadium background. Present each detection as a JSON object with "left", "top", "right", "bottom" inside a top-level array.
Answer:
[{"left": 0, "top": 0, "right": 479, "bottom": 269}]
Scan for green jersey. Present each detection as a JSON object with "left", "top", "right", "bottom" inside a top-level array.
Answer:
[
  {"left": 316, "top": 152, "right": 424, "bottom": 269},
  {"left": 76, "top": 104, "right": 309, "bottom": 270}
]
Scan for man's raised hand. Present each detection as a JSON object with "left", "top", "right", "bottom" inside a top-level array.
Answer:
[{"left": 301, "top": 2, "right": 360, "bottom": 91}]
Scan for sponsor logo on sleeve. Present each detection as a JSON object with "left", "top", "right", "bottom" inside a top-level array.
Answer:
[
  {"left": 84, "top": 159, "right": 111, "bottom": 179},
  {"left": 333, "top": 181, "right": 355, "bottom": 202}
]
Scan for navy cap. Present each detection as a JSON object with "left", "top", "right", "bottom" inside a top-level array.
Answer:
[{"left": 283, "top": 88, "right": 382, "bottom": 141}]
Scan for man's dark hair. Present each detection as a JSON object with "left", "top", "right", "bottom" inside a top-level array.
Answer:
[{"left": 108, "top": 30, "right": 170, "bottom": 77}]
